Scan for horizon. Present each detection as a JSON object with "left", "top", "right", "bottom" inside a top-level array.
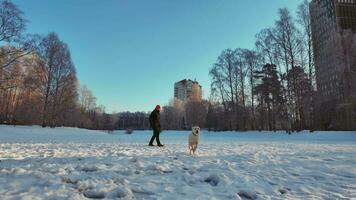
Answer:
[{"left": 13, "top": 0, "right": 300, "bottom": 113}]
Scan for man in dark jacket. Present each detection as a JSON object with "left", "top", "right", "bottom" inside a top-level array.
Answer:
[{"left": 149, "top": 105, "right": 164, "bottom": 147}]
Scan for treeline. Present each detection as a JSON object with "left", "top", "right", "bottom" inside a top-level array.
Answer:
[
  {"left": 159, "top": 1, "right": 315, "bottom": 132},
  {"left": 206, "top": 1, "right": 356, "bottom": 131},
  {"left": 115, "top": 112, "right": 149, "bottom": 130},
  {"left": 0, "top": 1, "right": 115, "bottom": 130},
  {"left": 207, "top": 1, "right": 314, "bottom": 132},
  {"left": 161, "top": 1, "right": 356, "bottom": 131}
]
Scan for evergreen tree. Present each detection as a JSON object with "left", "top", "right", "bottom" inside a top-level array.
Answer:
[{"left": 254, "top": 64, "right": 284, "bottom": 131}]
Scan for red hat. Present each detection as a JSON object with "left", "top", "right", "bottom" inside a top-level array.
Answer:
[{"left": 155, "top": 105, "right": 161, "bottom": 110}]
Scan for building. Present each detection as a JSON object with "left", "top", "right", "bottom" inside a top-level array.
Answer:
[
  {"left": 310, "top": 0, "right": 356, "bottom": 129},
  {"left": 174, "top": 79, "right": 202, "bottom": 102}
]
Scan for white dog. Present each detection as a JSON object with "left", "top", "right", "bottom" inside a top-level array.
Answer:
[{"left": 188, "top": 126, "right": 200, "bottom": 155}]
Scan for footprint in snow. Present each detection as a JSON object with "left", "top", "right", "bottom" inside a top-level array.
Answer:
[
  {"left": 131, "top": 186, "right": 155, "bottom": 196},
  {"left": 112, "top": 187, "right": 134, "bottom": 199},
  {"left": 81, "top": 165, "right": 99, "bottom": 172},
  {"left": 204, "top": 174, "right": 220, "bottom": 186},
  {"left": 83, "top": 189, "right": 106, "bottom": 199},
  {"left": 130, "top": 157, "right": 138, "bottom": 163},
  {"left": 237, "top": 190, "right": 257, "bottom": 200},
  {"left": 61, "top": 176, "right": 79, "bottom": 184},
  {"left": 278, "top": 188, "right": 291, "bottom": 194},
  {"left": 278, "top": 188, "right": 288, "bottom": 195}
]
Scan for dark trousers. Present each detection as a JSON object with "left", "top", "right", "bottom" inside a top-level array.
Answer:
[{"left": 149, "top": 129, "right": 161, "bottom": 145}]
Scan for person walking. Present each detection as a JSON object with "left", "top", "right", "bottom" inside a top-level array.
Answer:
[{"left": 149, "top": 105, "right": 164, "bottom": 147}]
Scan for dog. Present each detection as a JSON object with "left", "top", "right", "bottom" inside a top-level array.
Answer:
[{"left": 188, "top": 126, "right": 200, "bottom": 155}]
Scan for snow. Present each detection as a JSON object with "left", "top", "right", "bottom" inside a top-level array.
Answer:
[{"left": 0, "top": 125, "right": 355, "bottom": 199}]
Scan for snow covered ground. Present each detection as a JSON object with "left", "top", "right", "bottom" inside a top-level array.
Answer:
[{"left": 0, "top": 125, "right": 355, "bottom": 200}]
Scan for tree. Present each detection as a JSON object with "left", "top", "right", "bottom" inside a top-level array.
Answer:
[
  {"left": 255, "top": 28, "right": 280, "bottom": 66},
  {"left": 0, "top": 0, "right": 38, "bottom": 87},
  {"left": 209, "top": 49, "right": 242, "bottom": 130},
  {"left": 185, "top": 100, "right": 208, "bottom": 128},
  {"left": 0, "top": 0, "right": 39, "bottom": 124},
  {"left": 79, "top": 84, "right": 97, "bottom": 113},
  {"left": 235, "top": 49, "right": 248, "bottom": 130},
  {"left": 297, "top": 0, "right": 316, "bottom": 130},
  {"left": 35, "top": 33, "right": 77, "bottom": 127},
  {"left": 254, "top": 64, "right": 284, "bottom": 131},
  {"left": 102, "top": 113, "right": 117, "bottom": 132},
  {"left": 242, "top": 49, "right": 260, "bottom": 129},
  {"left": 205, "top": 101, "right": 216, "bottom": 131},
  {"left": 297, "top": 0, "right": 314, "bottom": 86},
  {"left": 286, "top": 66, "right": 312, "bottom": 130},
  {"left": 271, "top": 8, "right": 303, "bottom": 130},
  {"left": 160, "top": 98, "right": 185, "bottom": 130}
]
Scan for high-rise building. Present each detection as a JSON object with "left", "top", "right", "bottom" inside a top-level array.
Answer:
[
  {"left": 310, "top": 0, "right": 356, "bottom": 129},
  {"left": 174, "top": 79, "right": 202, "bottom": 102}
]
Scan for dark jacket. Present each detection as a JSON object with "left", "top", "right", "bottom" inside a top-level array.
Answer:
[{"left": 149, "top": 109, "right": 160, "bottom": 131}]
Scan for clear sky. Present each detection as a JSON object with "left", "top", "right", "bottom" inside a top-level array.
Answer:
[{"left": 13, "top": 0, "right": 301, "bottom": 113}]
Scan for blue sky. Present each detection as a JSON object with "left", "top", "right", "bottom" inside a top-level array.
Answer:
[{"left": 13, "top": 0, "right": 301, "bottom": 113}]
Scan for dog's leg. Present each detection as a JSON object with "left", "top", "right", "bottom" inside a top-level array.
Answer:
[{"left": 192, "top": 144, "right": 197, "bottom": 155}]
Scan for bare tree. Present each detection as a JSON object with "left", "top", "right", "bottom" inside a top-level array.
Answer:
[
  {"left": 255, "top": 28, "right": 280, "bottom": 66},
  {"left": 35, "top": 33, "right": 77, "bottom": 127},
  {"left": 0, "top": 1, "right": 38, "bottom": 86},
  {"left": 297, "top": 0, "right": 314, "bottom": 86},
  {"left": 235, "top": 49, "right": 248, "bottom": 130},
  {"left": 297, "top": 0, "right": 316, "bottom": 130},
  {"left": 0, "top": 1, "right": 25, "bottom": 42},
  {"left": 161, "top": 99, "right": 185, "bottom": 130},
  {"left": 209, "top": 49, "right": 239, "bottom": 130},
  {"left": 79, "top": 84, "right": 97, "bottom": 113},
  {"left": 242, "top": 49, "right": 260, "bottom": 129},
  {"left": 185, "top": 100, "right": 208, "bottom": 128},
  {"left": 272, "top": 8, "right": 303, "bottom": 131}
]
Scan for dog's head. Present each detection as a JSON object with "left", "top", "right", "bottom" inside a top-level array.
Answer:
[{"left": 191, "top": 126, "right": 200, "bottom": 136}]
